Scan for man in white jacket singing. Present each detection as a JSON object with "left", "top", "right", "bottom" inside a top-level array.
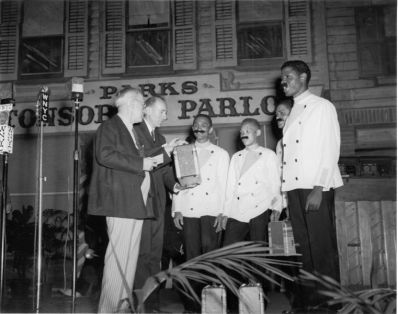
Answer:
[
  {"left": 223, "top": 118, "right": 282, "bottom": 246},
  {"left": 172, "top": 114, "right": 230, "bottom": 312}
]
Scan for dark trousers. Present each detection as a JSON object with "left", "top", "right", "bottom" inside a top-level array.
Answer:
[
  {"left": 183, "top": 216, "right": 221, "bottom": 260},
  {"left": 222, "top": 210, "right": 271, "bottom": 313},
  {"left": 181, "top": 216, "right": 221, "bottom": 312},
  {"left": 223, "top": 210, "right": 270, "bottom": 246},
  {"left": 287, "top": 188, "right": 340, "bottom": 309},
  {"left": 135, "top": 214, "right": 165, "bottom": 289}
]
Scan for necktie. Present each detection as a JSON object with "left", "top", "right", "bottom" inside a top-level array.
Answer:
[
  {"left": 132, "top": 126, "right": 144, "bottom": 157},
  {"left": 151, "top": 129, "right": 156, "bottom": 142}
]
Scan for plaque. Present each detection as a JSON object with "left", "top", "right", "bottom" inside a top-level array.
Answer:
[{"left": 173, "top": 144, "right": 201, "bottom": 187}]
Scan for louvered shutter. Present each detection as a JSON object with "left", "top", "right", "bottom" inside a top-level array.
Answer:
[
  {"left": 284, "top": 0, "right": 312, "bottom": 62},
  {"left": 0, "top": 1, "right": 20, "bottom": 81},
  {"left": 212, "top": 0, "right": 237, "bottom": 67},
  {"left": 173, "top": 0, "right": 197, "bottom": 70},
  {"left": 102, "top": 0, "right": 125, "bottom": 74},
  {"left": 64, "top": 0, "right": 88, "bottom": 77}
]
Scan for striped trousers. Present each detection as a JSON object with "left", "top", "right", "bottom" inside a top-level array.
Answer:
[{"left": 97, "top": 217, "right": 143, "bottom": 313}]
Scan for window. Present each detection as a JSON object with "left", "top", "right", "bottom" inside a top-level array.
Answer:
[
  {"left": 126, "top": 1, "right": 171, "bottom": 69},
  {"left": 20, "top": 0, "right": 64, "bottom": 77},
  {"left": 212, "top": 0, "right": 312, "bottom": 68},
  {"left": 0, "top": 0, "right": 88, "bottom": 81},
  {"left": 102, "top": 0, "right": 196, "bottom": 75},
  {"left": 237, "top": 1, "right": 284, "bottom": 64},
  {"left": 356, "top": 6, "right": 396, "bottom": 77}
]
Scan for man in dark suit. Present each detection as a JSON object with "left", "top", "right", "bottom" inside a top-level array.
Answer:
[
  {"left": 134, "top": 96, "right": 184, "bottom": 311},
  {"left": 88, "top": 87, "right": 158, "bottom": 313}
]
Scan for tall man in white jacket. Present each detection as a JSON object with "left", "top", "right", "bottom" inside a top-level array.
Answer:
[
  {"left": 173, "top": 114, "right": 229, "bottom": 312},
  {"left": 280, "top": 60, "right": 343, "bottom": 312}
]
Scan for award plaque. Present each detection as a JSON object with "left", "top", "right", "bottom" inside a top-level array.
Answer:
[{"left": 173, "top": 144, "right": 201, "bottom": 187}]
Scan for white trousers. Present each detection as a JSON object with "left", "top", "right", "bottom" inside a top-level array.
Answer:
[{"left": 97, "top": 217, "right": 143, "bottom": 313}]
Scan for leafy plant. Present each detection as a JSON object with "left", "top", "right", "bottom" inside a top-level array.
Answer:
[
  {"left": 133, "top": 241, "right": 300, "bottom": 313},
  {"left": 299, "top": 270, "right": 397, "bottom": 314}
]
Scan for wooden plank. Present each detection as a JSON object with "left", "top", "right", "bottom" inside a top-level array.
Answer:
[
  {"left": 336, "top": 178, "right": 396, "bottom": 202},
  {"left": 358, "top": 201, "right": 388, "bottom": 287},
  {"left": 327, "top": 35, "right": 356, "bottom": 45},
  {"left": 326, "top": 16, "right": 355, "bottom": 27},
  {"left": 344, "top": 201, "right": 363, "bottom": 287},
  {"left": 329, "top": 61, "right": 358, "bottom": 71},
  {"left": 381, "top": 201, "right": 396, "bottom": 287},
  {"left": 331, "top": 86, "right": 396, "bottom": 101},
  {"left": 357, "top": 201, "right": 373, "bottom": 286},
  {"left": 330, "top": 79, "right": 375, "bottom": 90},
  {"left": 335, "top": 201, "right": 349, "bottom": 286}
]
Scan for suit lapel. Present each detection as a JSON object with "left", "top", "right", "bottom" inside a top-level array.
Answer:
[{"left": 115, "top": 115, "right": 139, "bottom": 154}]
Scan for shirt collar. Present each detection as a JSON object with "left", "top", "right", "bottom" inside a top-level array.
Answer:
[
  {"left": 144, "top": 118, "right": 155, "bottom": 133},
  {"left": 244, "top": 144, "right": 261, "bottom": 152},
  {"left": 293, "top": 89, "right": 311, "bottom": 106},
  {"left": 195, "top": 140, "right": 211, "bottom": 148},
  {"left": 118, "top": 113, "right": 132, "bottom": 130}
]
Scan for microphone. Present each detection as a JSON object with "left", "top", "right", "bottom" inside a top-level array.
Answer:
[
  {"left": 0, "top": 98, "right": 15, "bottom": 154},
  {"left": 71, "top": 77, "right": 84, "bottom": 102},
  {"left": 37, "top": 86, "right": 50, "bottom": 123}
]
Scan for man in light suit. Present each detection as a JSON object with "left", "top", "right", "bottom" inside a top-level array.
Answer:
[
  {"left": 88, "top": 87, "right": 157, "bottom": 313},
  {"left": 280, "top": 60, "right": 343, "bottom": 312}
]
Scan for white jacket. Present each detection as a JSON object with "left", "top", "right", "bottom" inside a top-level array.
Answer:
[
  {"left": 224, "top": 146, "right": 282, "bottom": 223},
  {"left": 282, "top": 90, "right": 343, "bottom": 192},
  {"left": 172, "top": 141, "right": 229, "bottom": 218}
]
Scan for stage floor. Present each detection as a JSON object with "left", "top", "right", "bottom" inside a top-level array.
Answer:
[{"left": 2, "top": 287, "right": 291, "bottom": 313}]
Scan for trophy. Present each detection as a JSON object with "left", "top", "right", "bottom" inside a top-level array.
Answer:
[{"left": 173, "top": 144, "right": 201, "bottom": 188}]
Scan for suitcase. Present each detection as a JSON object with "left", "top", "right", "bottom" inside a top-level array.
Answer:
[
  {"left": 268, "top": 221, "right": 296, "bottom": 255},
  {"left": 201, "top": 284, "right": 227, "bottom": 314},
  {"left": 239, "top": 283, "right": 265, "bottom": 314}
]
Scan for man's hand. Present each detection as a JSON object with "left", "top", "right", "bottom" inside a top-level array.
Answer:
[
  {"left": 213, "top": 214, "right": 225, "bottom": 233},
  {"left": 305, "top": 186, "right": 323, "bottom": 212},
  {"left": 143, "top": 157, "right": 157, "bottom": 171},
  {"left": 173, "top": 182, "right": 199, "bottom": 193},
  {"left": 173, "top": 212, "right": 184, "bottom": 230},
  {"left": 164, "top": 138, "right": 188, "bottom": 155}
]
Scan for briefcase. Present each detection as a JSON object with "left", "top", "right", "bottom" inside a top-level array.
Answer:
[
  {"left": 268, "top": 221, "right": 296, "bottom": 255},
  {"left": 201, "top": 284, "right": 226, "bottom": 314},
  {"left": 239, "top": 283, "right": 265, "bottom": 314},
  {"left": 173, "top": 144, "right": 201, "bottom": 187}
]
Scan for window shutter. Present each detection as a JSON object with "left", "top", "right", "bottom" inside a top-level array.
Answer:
[
  {"left": 64, "top": 0, "right": 88, "bottom": 77},
  {"left": 102, "top": 0, "right": 125, "bottom": 75},
  {"left": 0, "top": 1, "right": 20, "bottom": 81},
  {"left": 212, "top": 0, "right": 237, "bottom": 67},
  {"left": 285, "top": 0, "right": 312, "bottom": 62},
  {"left": 173, "top": 0, "right": 197, "bottom": 70}
]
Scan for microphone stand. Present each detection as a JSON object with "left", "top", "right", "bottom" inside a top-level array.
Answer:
[
  {"left": 0, "top": 153, "right": 9, "bottom": 311},
  {"left": 35, "top": 111, "right": 45, "bottom": 313},
  {"left": 71, "top": 97, "right": 80, "bottom": 313}
]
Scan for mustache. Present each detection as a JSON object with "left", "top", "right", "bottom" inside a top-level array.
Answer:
[
  {"left": 240, "top": 136, "right": 249, "bottom": 140},
  {"left": 193, "top": 130, "right": 205, "bottom": 134},
  {"left": 276, "top": 118, "right": 283, "bottom": 122},
  {"left": 281, "top": 82, "right": 288, "bottom": 88}
]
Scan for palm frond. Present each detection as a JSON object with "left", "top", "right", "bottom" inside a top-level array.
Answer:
[
  {"left": 299, "top": 269, "right": 397, "bottom": 314},
  {"left": 134, "top": 241, "right": 300, "bottom": 312}
]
